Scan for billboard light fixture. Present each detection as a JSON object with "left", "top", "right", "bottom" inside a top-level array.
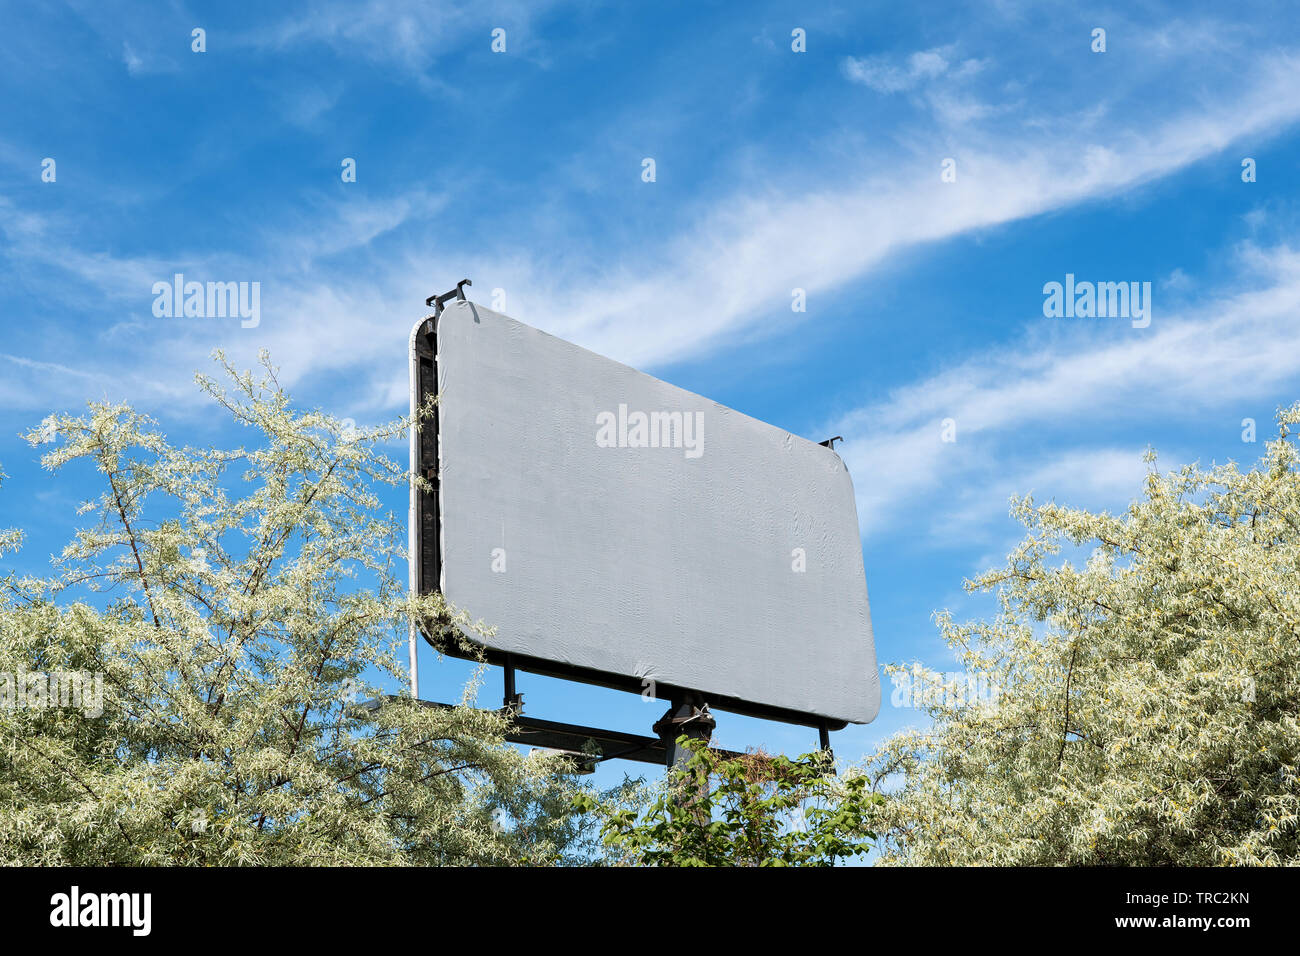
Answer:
[{"left": 424, "top": 278, "right": 473, "bottom": 315}]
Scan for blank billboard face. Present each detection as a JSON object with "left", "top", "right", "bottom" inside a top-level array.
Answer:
[{"left": 414, "top": 299, "right": 879, "bottom": 725}]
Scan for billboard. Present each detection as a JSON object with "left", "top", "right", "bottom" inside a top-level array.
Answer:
[{"left": 410, "top": 298, "right": 879, "bottom": 726}]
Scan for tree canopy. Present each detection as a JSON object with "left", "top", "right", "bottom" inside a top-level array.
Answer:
[
  {"left": 577, "top": 739, "right": 878, "bottom": 866},
  {"left": 865, "top": 406, "right": 1300, "bottom": 864},
  {"left": 5, "top": 355, "right": 1299, "bottom": 866},
  {"left": 0, "top": 353, "right": 595, "bottom": 865}
]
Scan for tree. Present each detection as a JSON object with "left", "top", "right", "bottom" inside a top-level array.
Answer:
[
  {"left": 865, "top": 405, "right": 1300, "bottom": 865},
  {"left": 577, "top": 738, "right": 879, "bottom": 866},
  {"left": 0, "top": 353, "right": 597, "bottom": 865}
]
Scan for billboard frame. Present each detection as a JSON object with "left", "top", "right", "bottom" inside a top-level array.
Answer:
[{"left": 409, "top": 282, "right": 850, "bottom": 766}]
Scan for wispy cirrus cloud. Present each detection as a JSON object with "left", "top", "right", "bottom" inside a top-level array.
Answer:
[
  {"left": 6, "top": 19, "right": 1300, "bottom": 443},
  {"left": 6, "top": 45, "right": 1300, "bottom": 423},
  {"left": 244, "top": 0, "right": 576, "bottom": 75},
  {"left": 120, "top": 40, "right": 178, "bottom": 77},
  {"left": 509, "top": 52, "right": 1300, "bottom": 368},
  {"left": 841, "top": 45, "right": 984, "bottom": 93},
  {"left": 831, "top": 243, "right": 1300, "bottom": 543}
]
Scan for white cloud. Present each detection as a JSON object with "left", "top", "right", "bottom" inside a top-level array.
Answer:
[
  {"left": 929, "top": 447, "right": 1156, "bottom": 551},
  {"left": 842, "top": 47, "right": 961, "bottom": 93},
  {"left": 119, "top": 40, "right": 177, "bottom": 77},
  {"left": 831, "top": 244, "right": 1300, "bottom": 541},
  {"left": 7, "top": 41, "right": 1300, "bottom": 447},
  {"left": 512, "top": 53, "right": 1300, "bottom": 370},
  {"left": 249, "top": 0, "right": 572, "bottom": 76},
  {"left": 121, "top": 42, "right": 143, "bottom": 75}
]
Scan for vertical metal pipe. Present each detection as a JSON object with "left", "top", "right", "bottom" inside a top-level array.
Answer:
[
  {"left": 407, "top": 318, "right": 423, "bottom": 699},
  {"left": 503, "top": 654, "right": 516, "bottom": 710}
]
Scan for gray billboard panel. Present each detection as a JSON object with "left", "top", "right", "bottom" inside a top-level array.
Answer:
[{"left": 412, "top": 299, "right": 879, "bottom": 725}]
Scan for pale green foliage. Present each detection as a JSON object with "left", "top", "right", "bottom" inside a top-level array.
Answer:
[
  {"left": 0, "top": 353, "right": 597, "bottom": 865},
  {"left": 866, "top": 405, "right": 1300, "bottom": 865},
  {"left": 580, "top": 740, "right": 879, "bottom": 866},
  {"left": 0, "top": 466, "right": 19, "bottom": 560}
]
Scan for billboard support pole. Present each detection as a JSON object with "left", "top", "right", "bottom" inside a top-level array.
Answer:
[
  {"left": 407, "top": 313, "right": 421, "bottom": 701},
  {"left": 408, "top": 621, "right": 419, "bottom": 698},
  {"left": 818, "top": 719, "right": 836, "bottom": 774},
  {"left": 503, "top": 654, "right": 522, "bottom": 713},
  {"left": 652, "top": 692, "right": 716, "bottom": 770},
  {"left": 653, "top": 693, "right": 716, "bottom": 831}
]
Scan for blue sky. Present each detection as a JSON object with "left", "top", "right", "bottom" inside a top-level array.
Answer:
[{"left": 3, "top": 0, "right": 1300, "bottom": 789}]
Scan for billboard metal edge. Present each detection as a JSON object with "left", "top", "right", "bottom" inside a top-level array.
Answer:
[{"left": 410, "top": 306, "right": 869, "bottom": 732}]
